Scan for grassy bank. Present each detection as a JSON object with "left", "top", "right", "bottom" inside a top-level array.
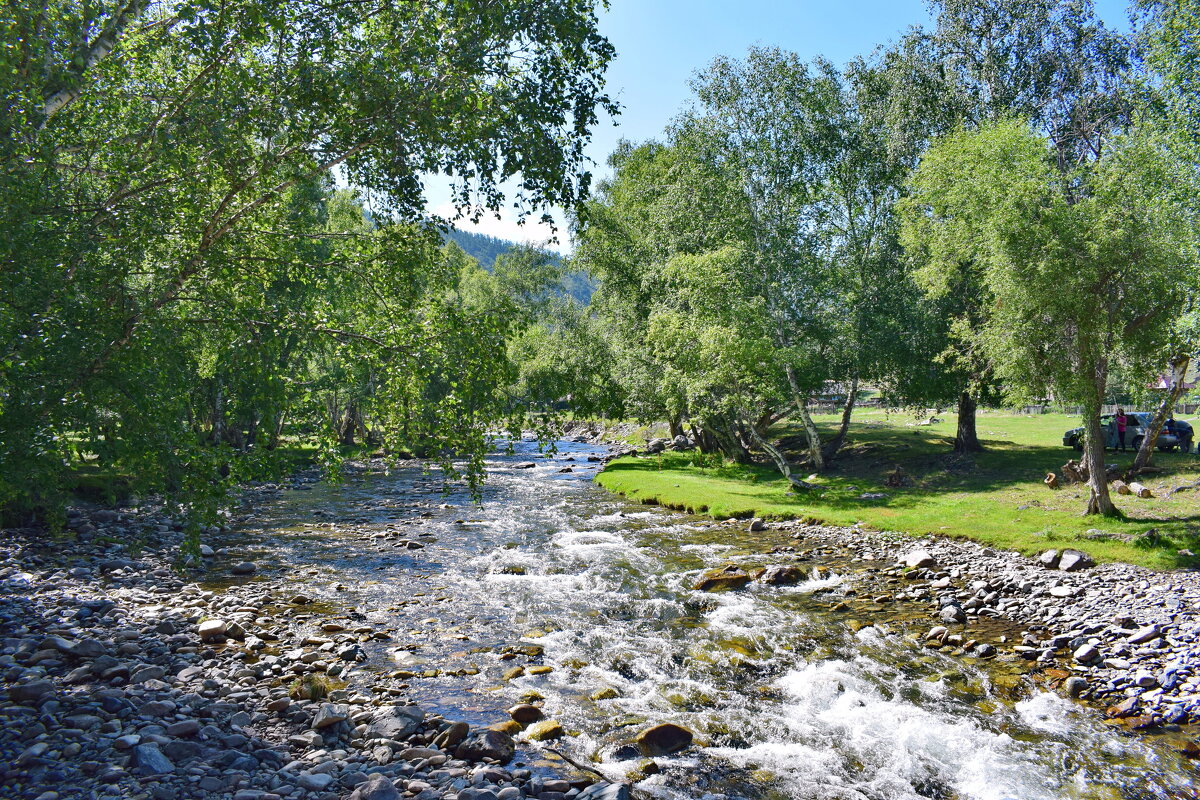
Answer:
[{"left": 595, "top": 408, "right": 1200, "bottom": 569}]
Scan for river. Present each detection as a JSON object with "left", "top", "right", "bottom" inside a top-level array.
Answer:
[{"left": 225, "top": 439, "right": 1197, "bottom": 800}]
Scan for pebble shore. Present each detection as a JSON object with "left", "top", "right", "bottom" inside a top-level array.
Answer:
[
  {"left": 0, "top": 504, "right": 628, "bottom": 800},
  {"left": 772, "top": 519, "right": 1200, "bottom": 729},
  {"left": 4, "top": 462, "right": 1199, "bottom": 799}
]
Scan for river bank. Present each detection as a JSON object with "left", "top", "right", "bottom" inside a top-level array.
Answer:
[
  {"left": 3, "top": 442, "right": 1199, "bottom": 800},
  {"left": 0, "top": 473, "right": 623, "bottom": 800}
]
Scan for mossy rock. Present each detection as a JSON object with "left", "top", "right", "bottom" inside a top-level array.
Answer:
[{"left": 525, "top": 719, "right": 565, "bottom": 741}]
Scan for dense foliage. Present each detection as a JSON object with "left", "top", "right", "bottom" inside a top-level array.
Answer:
[
  {"left": 0, "top": 0, "right": 615, "bottom": 522},
  {"left": 563, "top": 0, "right": 1199, "bottom": 516}
]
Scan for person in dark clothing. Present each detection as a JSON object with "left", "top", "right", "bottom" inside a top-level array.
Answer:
[{"left": 1116, "top": 408, "right": 1128, "bottom": 451}]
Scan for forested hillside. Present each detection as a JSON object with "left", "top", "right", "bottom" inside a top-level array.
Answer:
[{"left": 445, "top": 228, "right": 596, "bottom": 305}]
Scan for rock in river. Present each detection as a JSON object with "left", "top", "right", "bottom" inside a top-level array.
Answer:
[
  {"left": 508, "top": 704, "right": 544, "bottom": 724},
  {"left": 755, "top": 565, "right": 806, "bottom": 585},
  {"left": 635, "top": 723, "right": 693, "bottom": 756},
  {"left": 525, "top": 719, "right": 565, "bottom": 741},
  {"left": 693, "top": 565, "right": 751, "bottom": 592}
]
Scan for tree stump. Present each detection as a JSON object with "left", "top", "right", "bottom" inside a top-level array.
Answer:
[
  {"left": 1044, "top": 472, "right": 1059, "bottom": 489},
  {"left": 1112, "top": 480, "right": 1131, "bottom": 495},
  {"left": 1128, "top": 482, "right": 1154, "bottom": 498}
]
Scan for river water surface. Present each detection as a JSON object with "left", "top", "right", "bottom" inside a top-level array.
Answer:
[{"left": 228, "top": 440, "right": 1197, "bottom": 800}]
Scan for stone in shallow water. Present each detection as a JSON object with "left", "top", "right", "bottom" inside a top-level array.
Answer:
[
  {"left": 508, "top": 704, "right": 544, "bottom": 724},
  {"left": 693, "top": 565, "right": 751, "bottom": 592},
  {"left": 755, "top": 565, "right": 806, "bottom": 585},
  {"left": 231, "top": 561, "right": 257, "bottom": 575},
  {"left": 577, "top": 785, "right": 632, "bottom": 800},
  {"left": 524, "top": 719, "right": 564, "bottom": 741},
  {"left": 635, "top": 723, "right": 693, "bottom": 756},
  {"left": 940, "top": 605, "right": 966, "bottom": 624}
]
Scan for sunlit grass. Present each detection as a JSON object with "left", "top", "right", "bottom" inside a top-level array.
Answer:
[{"left": 596, "top": 408, "right": 1200, "bottom": 569}]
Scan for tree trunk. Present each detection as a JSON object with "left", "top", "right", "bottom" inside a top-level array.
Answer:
[
  {"left": 1132, "top": 354, "right": 1191, "bottom": 472},
  {"left": 821, "top": 374, "right": 859, "bottom": 460},
  {"left": 954, "top": 391, "right": 984, "bottom": 453},
  {"left": 785, "top": 365, "right": 825, "bottom": 471},
  {"left": 744, "top": 417, "right": 808, "bottom": 489},
  {"left": 338, "top": 402, "right": 360, "bottom": 447},
  {"left": 1083, "top": 401, "right": 1119, "bottom": 517},
  {"left": 668, "top": 415, "right": 683, "bottom": 440}
]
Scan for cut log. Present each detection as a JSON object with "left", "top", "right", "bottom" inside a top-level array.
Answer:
[
  {"left": 1044, "top": 472, "right": 1059, "bottom": 489},
  {"left": 1128, "top": 482, "right": 1154, "bottom": 499},
  {"left": 1062, "top": 460, "right": 1088, "bottom": 484},
  {"left": 1112, "top": 480, "right": 1131, "bottom": 495}
]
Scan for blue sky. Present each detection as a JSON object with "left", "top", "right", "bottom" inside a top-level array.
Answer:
[{"left": 430, "top": 0, "right": 1134, "bottom": 249}]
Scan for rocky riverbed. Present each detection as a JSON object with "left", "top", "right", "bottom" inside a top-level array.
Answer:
[
  {"left": 0, "top": 501, "right": 628, "bottom": 800},
  {"left": 742, "top": 519, "right": 1200, "bottom": 735},
  {"left": 3, "top": 444, "right": 1199, "bottom": 800}
]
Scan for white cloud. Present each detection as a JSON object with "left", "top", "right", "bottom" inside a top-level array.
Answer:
[{"left": 430, "top": 203, "right": 570, "bottom": 254}]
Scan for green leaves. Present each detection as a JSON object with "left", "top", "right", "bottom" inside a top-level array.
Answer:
[{"left": 0, "top": 0, "right": 616, "bottom": 520}]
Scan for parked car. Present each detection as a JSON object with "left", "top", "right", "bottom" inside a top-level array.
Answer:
[{"left": 1063, "top": 413, "right": 1193, "bottom": 452}]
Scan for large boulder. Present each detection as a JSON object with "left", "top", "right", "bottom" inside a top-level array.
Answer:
[
  {"left": 693, "top": 565, "right": 751, "bottom": 592},
  {"left": 635, "top": 723, "right": 693, "bottom": 756},
  {"left": 455, "top": 730, "right": 516, "bottom": 763},
  {"left": 1057, "top": 549, "right": 1095, "bottom": 572},
  {"left": 365, "top": 704, "right": 424, "bottom": 741},
  {"left": 1037, "top": 549, "right": 1061, "bottom": 568}
]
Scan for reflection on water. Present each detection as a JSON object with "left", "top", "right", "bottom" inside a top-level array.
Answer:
[{"left": 229, "top": 440, "right": 1198, "bottom": 800}]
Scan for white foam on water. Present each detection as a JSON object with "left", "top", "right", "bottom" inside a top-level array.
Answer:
[
  {"left": 703, "top": 659, "right": 1077, "bottom": 800},
  {"left": 780, "top": 572, "right": 846, "bottom": 594},
  {"left": 680, "top": 543, "right": 736, "bottom": 553},
  {"left": 552, "top": 529, "right": 628, "bottom": 551}
]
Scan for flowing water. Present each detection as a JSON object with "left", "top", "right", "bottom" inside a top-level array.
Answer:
[{"left": 227, "top": 440, "right": 1198, "bottom": 800}]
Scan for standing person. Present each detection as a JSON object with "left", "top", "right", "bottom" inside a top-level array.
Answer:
[{"left": 1116, "top": 408, "right": 1128, "bottom": 452}]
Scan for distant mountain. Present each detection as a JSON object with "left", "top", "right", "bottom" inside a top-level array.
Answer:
[
  {"left": 443, "top": 228, "right": 595, "bottom": 305},
  {"left": 444, "top": 228, "right": 515, "bottom": 270}
]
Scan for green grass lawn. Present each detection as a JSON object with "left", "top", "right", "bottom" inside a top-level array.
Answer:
[{"left": 595, "top": 408, "right": 1200, "bottom": 569}]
